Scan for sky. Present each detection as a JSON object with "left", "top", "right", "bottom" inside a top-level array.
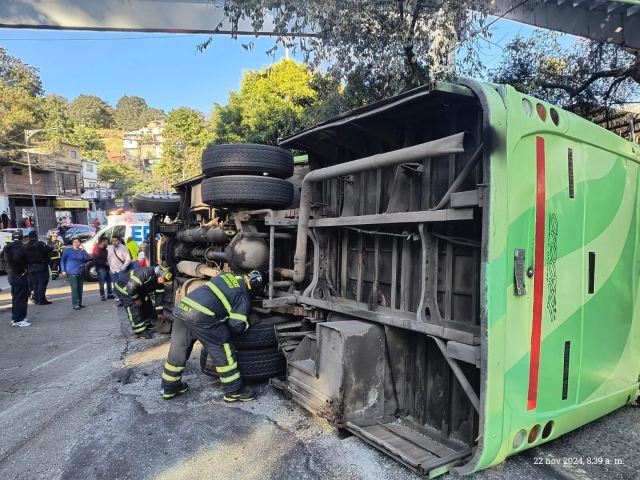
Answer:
[{"left": 0, "top": 18, "right": 567, "bottom": 115}]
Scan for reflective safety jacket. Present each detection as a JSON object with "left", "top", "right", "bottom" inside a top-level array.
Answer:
[
  {"left": 176, "top": 272, "right": 251, "bottom": 333},
  {"left": 46, "top": 240, "right": 64, "bottom": 261},
  {"left": 115, "top": 266, "right": 165, "bottom": 314}
]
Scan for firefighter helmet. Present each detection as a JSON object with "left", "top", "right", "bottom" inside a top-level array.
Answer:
[
  {"left": 155, "top": 265, "right": 176, "bottom": 283},
  {"left": 247, "top": 270, "right": 268, "bottom": 295}
]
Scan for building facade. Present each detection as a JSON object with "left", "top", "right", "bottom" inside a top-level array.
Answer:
[
  {"left": 81, "top": 159, "right": 100, "bottom": 189},
  {"left": 123, "top": 120, "right": 165, "bottom": 170},
  {"left": 0, "top": 142, "right": 89, "bottom": 230}
]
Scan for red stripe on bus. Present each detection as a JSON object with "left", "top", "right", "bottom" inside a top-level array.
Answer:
[{"left": 528, "top": 136, "right": 546, "bottom": 411}]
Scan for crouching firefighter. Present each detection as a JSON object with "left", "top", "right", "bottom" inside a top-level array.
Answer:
[
  {"left": 115, "top": 265, "right": 175, "bottom": 339},
  {"left": 160, "top": 270, "right": 267, "bottom": 402},
  {"left": 46, "top": 232, "right": 64, "bottom": 280}
]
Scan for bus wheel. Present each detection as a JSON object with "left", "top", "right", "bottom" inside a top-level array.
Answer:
[
  {"left": 131, "top": 193, "right": 180, "bottom": 214},
  {"left": 202, "top": 143, "right": 294, "bottom": 179},
  {"left": 201, "top": 176, "right": 294, "bottom": 209}
]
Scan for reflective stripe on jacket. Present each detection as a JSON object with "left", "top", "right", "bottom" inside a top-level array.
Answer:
[{"left": 175, "top": 273, "right": 251, "bottom": 333}]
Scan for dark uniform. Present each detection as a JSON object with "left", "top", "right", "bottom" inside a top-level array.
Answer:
[
  {"left": 161, "top": 272, "right": 256, "bottom": 401},
  {"left": 115, "top": 266, "right": 165, "bottom": 337},
  {"left": 24, "top": 234, "right": 53, "bottom": 305},
  {"left": 4, "top": 233, "right": 30, "bottom": 326},
  {"left": 46, "top": 237, "right": 64, "bottom": 279}
]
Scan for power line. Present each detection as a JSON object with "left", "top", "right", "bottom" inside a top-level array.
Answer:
[{"left": 0, "top": 34, "right": 201, "bottom": 42}]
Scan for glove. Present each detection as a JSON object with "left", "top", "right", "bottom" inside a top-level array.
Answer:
[
  {"left": 157, "top": 313, "right": 165, "bottom": 321},
  {"left": 135, "top": 299, "right": 142, "bottom": 307}
]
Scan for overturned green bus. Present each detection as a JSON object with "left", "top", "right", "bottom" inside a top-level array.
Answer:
[{"left": 148, "top": 78, "right": 640, "bottom": 476}]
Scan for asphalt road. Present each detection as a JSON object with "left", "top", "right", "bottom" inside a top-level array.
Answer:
[{"left": 0, "top": 275, "right": 638, "bottom": 480}]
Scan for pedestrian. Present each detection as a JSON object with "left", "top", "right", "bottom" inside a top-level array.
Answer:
[
  {"left": 0, "top": 211, "right": 6, "bottom": 230},
  {"left": 125, "top": 236, "right": 139, "bottom": 265},
  {"left": 58, "top": 222, "right": 67, "bottom": 240},
  {"left": 160, "top": 270, "right": 267, "bottom": 402},
  {"left": 93, "top": 217, "right": 100, "bottom": 228},
  {"left": 25, "top": 217, "right": 31, "bottom": 228},
  {"left": 4, "top": 231, "right": 31, "bottom": 327},
  {"left": 60, "top": 236, "right": 92, "bottom": 310},
  {"left": 107, "top": 236, "right": 131, "bottom": 280},
  {"left": 92, "top": 236, "right": 115, "bottom": 301},
  {"left": 46, "top": 232, "right": 64, "bottom": 280},
  {"left": 137, "top": 242, "right": 148, "bottom": 267},
  {"left": 24, "top": 231, "right": 54, "bottom": 305},
  {"left": 115, "top": 265, "right": 174, "bottom": 339}
]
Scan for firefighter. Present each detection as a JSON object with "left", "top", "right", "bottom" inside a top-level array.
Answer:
[
  {"left": 115, "top": 265, "right": 175, "bottom": 339},
  {"left": 46, "top": 232, "right": 64, "bottom": 280},
  {"left": 160, "top": 270, "right": 267, "bottom": 403}
]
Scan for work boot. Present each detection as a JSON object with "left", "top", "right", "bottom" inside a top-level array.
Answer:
[
  {"left": 106, "top": 294, "right": 115, "bottom": 300},
  {"left": 223, "top": 386, "right": 256, "bottom": 403},
  {"left": 137, "top": 330, "right": 153, "bottom": 339},
  {"left": 162, "top": 382, "right": 188, "bottom": 400},
  {"left": 39, "top": 300, "right": 53, "bottom": 305},
  {"left": 100, "top": 296, "right": 106, "bottom": 301},
  {"left": 51, "top": 275, "right": 58, "bottom": 280}
]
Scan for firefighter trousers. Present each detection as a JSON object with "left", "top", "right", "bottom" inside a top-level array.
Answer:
[
  {"left": 161, "top": 315, "right": 242, "bottom": 394},
  {"left": 116, "top": 291, "right": 153, "bottom": 335},
  {"left": 50, "top": 258, "right": 60, "bottom": 278}
]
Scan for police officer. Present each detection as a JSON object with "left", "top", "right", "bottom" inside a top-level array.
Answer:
[
  {"left": 115, "top": 265, "right": 175, "bottom": 339},
  {"left": 46, "top": 232, "right": 64, "bottom": 280},
  {"left": 24, "top": 231, "right": 53, "bottom": 305},
  {"left": 160, "top": 270, "right": 267, "bottom": 403},
  {"left": 4, "top": 231, "right": 31, "bottom": 327}
]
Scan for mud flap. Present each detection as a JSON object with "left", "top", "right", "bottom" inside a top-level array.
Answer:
[{"left": 346, "top": 418, "right": 471, "bottom": 477}]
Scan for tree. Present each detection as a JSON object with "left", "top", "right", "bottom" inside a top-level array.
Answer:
[
  {"left": 98, "top": 159, "right": 164, "bottom": 196},
  {"left": 68, "top": 126, "right": 107, "bottom": 161},
  {"left": 199, "top": 1, "right": 491, "bottom": 104},
  {"left": 139, "top": 107, "right": 165, "bottom": 125},
  {"left": 69, "top": 94, "right": 114, "bottom": 128},
  {"left": 0, "top": 47, "right": 43, "bottom": 150},
  {"left": 156, "top": 107, "right": 214, "bottom": 185},
  {"left": 491, "top": 31, "right": 640, "bottom": 133},
  {"left": 114, "top": 95, "right": 149, "bottom": 131},
  {"left": 210, "top": 59, "right": 334, "bottom": 145}
]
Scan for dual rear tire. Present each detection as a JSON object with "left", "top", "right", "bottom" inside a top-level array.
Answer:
[{"left": 200, "top": 144, "right": 295, "bottom": 210}]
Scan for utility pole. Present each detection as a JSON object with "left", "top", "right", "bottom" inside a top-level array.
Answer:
[{"left": 24, "top": 128, "right": 57, "bottom": 234}]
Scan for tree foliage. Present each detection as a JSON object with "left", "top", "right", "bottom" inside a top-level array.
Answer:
[
  {"left": 491, "top": 31, "right": 640, "bottom": 132},
  {"left": 69, "top": 94, "right": 114, "bottom": 128},
  {"left": 114, "top": 95, "right": 163, "bottom": 131},
  {"left": 156, "top": 107, "right": 214, "bottom": 185},
  {"left": 211, "top": 59, "right": 335, "bottom": 144},
  {"left": 0, "top": 47, "right": 43, "bottom": 150},
  {"left": 200, "top": 0, "right": 492, "bottom": 104},
  {"left": 98, "top": 159, "right": 164, "bottom": 196}
]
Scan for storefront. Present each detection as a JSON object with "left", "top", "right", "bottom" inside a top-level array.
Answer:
[{"left": 55, "top": 199, "right": 90, "bottom": 225}]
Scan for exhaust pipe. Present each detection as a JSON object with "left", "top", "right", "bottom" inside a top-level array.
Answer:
[
  {"left": 177, "top": 261, "right": 220, "bottom": 278},
  {"left": 292, "top": 131, "right": 474, "bottom": 283}
]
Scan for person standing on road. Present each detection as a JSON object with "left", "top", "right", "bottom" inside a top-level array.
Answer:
[
  {"left": 46, "top": 232, "right": 64, "bottom": 280},
  {"left": 60, "top": 237, "right": 92, "bottom": 311},
  {"left": 160, "top": 270, "right": 267, "bottom": 402},
  {"left": 92, "top": 237, "right": 114, "bottom": 301},
  {"left": 125, "top": 236, "right": 139, "bottom": 264},
  {"left": 0, "top": 211, "right": 7, "bottom": 229},
  {"left": 115, "top": 265, "right": 174, "bottom": 339},
  {"left": 24, "top": 231, "right": 53, "bottom": 305},
  {"left": 108, "top": 236, "right": 131, "bottom": 306},
  {"left": 4, "top": 231, "right": 31, "bottom": 327}
]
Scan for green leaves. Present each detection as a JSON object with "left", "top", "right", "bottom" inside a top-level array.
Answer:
[
  {"left": 69, "top": 94, "right": 114, "bottom": 128},
  {"left": 0, "top": 47, "right": 43, "bottom": 150}
]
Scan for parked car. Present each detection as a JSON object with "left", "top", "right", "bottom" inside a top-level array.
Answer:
[
  {"left": 47, "top": 224, "right": 92, "bottom": 238},
  {"left": 62, "top": 225, "right": 96, "bottom": 245}
]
